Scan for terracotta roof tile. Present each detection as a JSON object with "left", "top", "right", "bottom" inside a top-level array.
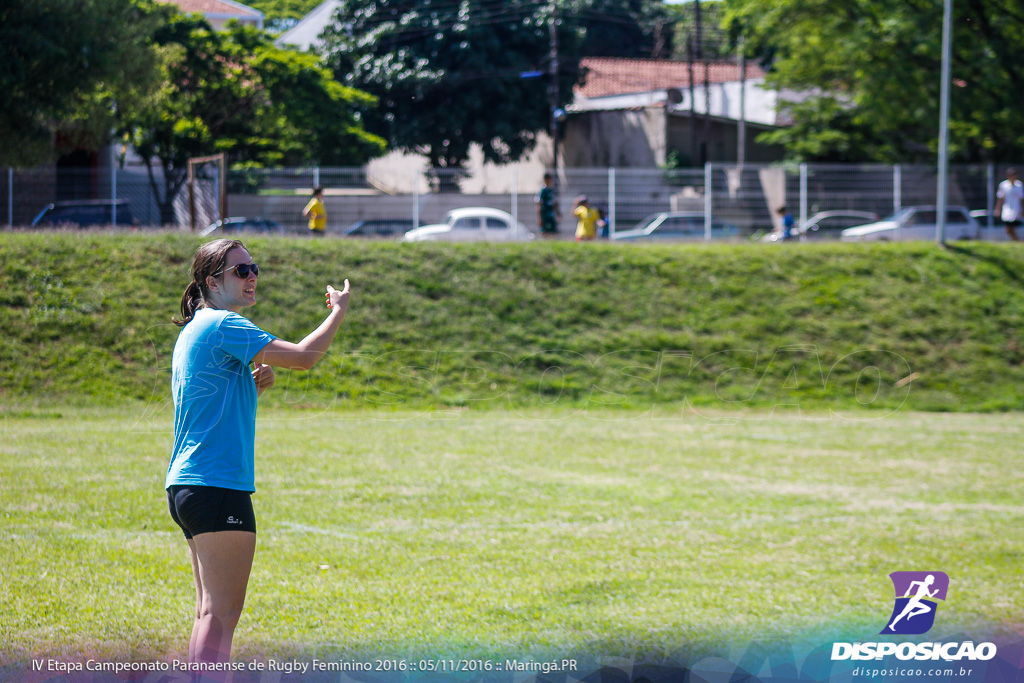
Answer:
[
  {"left": 162, "top": 0, "right": 261, "bottom": 17},
  {"left": 577, "top": 57, "right": 766, "bottom": 99}
]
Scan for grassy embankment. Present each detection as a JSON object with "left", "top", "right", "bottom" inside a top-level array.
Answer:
[{"left": 1, "top": 232, "right": 1023, "bottom": 412}]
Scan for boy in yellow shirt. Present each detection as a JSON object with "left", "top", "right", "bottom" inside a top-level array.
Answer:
[
  {"left": 303, "top": 186, "right": 327, "bottom": 236},
  {"left": 573, "top": 195, "right": 598, "bottom": 241}
]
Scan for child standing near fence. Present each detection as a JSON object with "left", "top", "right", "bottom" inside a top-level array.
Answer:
[
  {"left": 303, "top": 186, "right": 327, "bottom": 236},
  {"left": 573, "top": 196, "right": 599, "bottom": 241}
]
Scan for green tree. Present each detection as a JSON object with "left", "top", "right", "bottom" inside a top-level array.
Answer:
[
  {"left": 244, "top": 0, "right": 324, "bottom": 32},
  {"left": 0, "top": 0, "right": 159, "bottom": 167},
  {"left": 579, "top": 0, "right": 675, "bottom": 58},
  {"left": 320, "top": 0, "right": 586, "bottom": 189},
  {"left": 122, "top": 11, "right": 384, "bottom": 223},
  {"left": 667, "top": 1, "right": 731, "bottom": 61},
  {"left": 723, "top": 0, "right": 1024, "bottom": 163}
]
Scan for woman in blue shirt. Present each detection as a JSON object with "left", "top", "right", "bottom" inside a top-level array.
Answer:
[{"left": 167, "top": 238, "right": 350, "bottom": 670}]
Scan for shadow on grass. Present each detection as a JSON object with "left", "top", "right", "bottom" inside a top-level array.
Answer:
[{"left": 945, "top": 242, "right": 1024, "bottom": 287}]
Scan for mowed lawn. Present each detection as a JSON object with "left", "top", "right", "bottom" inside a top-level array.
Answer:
[{"left": 1, "top": 406, "right": 1022, "bottom": 664}]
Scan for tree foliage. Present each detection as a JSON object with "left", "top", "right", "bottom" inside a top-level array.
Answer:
[
  {"left": 244, "top": 0, "right": 324, "bottom": 31},
  {"left": 666, "top": 1, "right": 732, "bottom": 61},
  {"left": 723, "top": 0, "right": 1024, "bottom": 163},
  {"left": 579, "top": 0, "right": 675, "bottom": 58},
  {"left": 320, "top": 0, "right": 588, "bottom": 178},
  {"left": 0, "top": 0, "right": 158, "bottom": 166},
  {"left": 121, "top": 10, "right": 385, "bottom": 223}
]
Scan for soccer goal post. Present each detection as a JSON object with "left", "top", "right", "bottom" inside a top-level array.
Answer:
[{"left": 187, "top": 153, "right": 227, "bottom": 231}]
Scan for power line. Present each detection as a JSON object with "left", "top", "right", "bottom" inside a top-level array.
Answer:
[
  {"left": 336, "top": 3, "right": 550, "bottom": 46},
  {"left": 328, "top": 1, "right": 684, "bottom": 40}
]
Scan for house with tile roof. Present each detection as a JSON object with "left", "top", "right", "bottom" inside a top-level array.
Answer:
[
  {"left": 275, "top": 0, "right": 787, "bottom": 169},
  {"left": 366, "top": 57, "right": 786, "bottom": 193},
  {"left": 564, "top": 57, "right": 785, "bottom": 168},
  {"left": 161, "top": 0, "right": 264, "bottom": 30}
]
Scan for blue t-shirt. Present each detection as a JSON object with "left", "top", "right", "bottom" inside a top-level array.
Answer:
[
  {"left": 166, "top": 308, "right": 276, "bottom": 492},
  {"left": 783, "top": 213, "right": 796, "bottom": 238}
]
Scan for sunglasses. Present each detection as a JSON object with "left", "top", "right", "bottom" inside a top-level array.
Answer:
[{"left": 213, "top": 262, "right": 260, "bottom": 279}]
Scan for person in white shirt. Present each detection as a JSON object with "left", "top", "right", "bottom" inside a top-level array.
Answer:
[{"left": 995, "top": 167, "right": 1023, "bottom": 241}]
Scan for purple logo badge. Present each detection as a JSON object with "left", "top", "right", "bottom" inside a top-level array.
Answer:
[{"left": 881, "top": 571, "right": 949, "bottom": 635}]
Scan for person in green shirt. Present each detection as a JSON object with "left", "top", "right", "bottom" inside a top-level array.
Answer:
[{"left": 536, "top": 173, "right": 560, "bottom": 236}]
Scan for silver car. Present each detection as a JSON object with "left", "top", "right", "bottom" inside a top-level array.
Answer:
[
  {"left": 613, "top": 211, "right": 740, "bottom": 241},
  {"left": 763, "top": 210, "right": 879, "bottom": 242},
  {"left": 200, "top": 216, "right": 285, "bottom": 236},
  {"left": 840, "top": 206, "right": 979, "bottom": 241}
]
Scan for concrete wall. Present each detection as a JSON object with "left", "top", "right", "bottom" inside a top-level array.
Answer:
[
  {"left": 666, "top": 114, "right": 785, "bottom": 166},
  {"left": 561, "top": 109, "right": 665, "bottom": 168}
]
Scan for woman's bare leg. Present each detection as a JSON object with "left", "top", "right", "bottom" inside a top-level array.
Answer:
[
  {"left": 187, "top": 539, "right": 204, "bottom": 662},
  {"left": 190, "top": 531, "right": 256, "bottom": 665}
]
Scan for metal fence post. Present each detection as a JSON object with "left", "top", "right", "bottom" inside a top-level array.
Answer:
[
  {"left": 608, "top": 167, "right": 616, "bottom": 238},
  {"left": 111, "top": 151, "right": 118, "bottom": 226},
  {"left": 799, "top": 163, "right": 808, "bottom": 241},
  {"left": 511, "top": 168, "right": 519, "bottom": 237},
  {"left": 313, "top": 167, "right": 320, "bottom": 189},
  {"left": 704, "top": 163, "right": 713, "bottom": 241},
  {"left": 893, "top": 164, "right": 902, "bottom": 215},
  {"left": 986, "top": 163, "right": 995, "bottom": 228},
  {"left": 412, "top": 170, "right": 420, "bottom": 228},
  {"left": 7, "top": 168, "right": 12, "bottom": 227}
]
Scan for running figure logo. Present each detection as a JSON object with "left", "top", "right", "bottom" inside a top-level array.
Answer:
[{"left": 881, "top": 571, "right": 949, "bottom": 635}]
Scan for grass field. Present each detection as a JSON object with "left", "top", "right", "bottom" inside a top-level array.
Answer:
[
  {"left": 2, "top": 405, "right": 1021, "bottom": 665},
  {"left": 3, "top": 234, "right": 1024, "bottom": 412},
  {"left": 2, "top": 235, "right": 1023, "bottom": 680}
]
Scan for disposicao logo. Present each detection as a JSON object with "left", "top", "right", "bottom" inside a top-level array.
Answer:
[
  {"left": 881, "top": 571, "right": 949, "bottom": 635},
  {"left": 831, "top": 571, "right": 997, "bottom": 663}
]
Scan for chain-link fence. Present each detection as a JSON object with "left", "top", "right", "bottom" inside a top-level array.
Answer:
[
  {"left": 2, "top": 162, "right": 1016, "bottom": 238},
  {"left": 1, "top": 165, "right": 169, "bottom": 228}
]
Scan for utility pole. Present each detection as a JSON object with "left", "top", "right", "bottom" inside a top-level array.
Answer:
[
  {"left": 688, "top": 35, "right": 696, "bottom": 165},
  {"left": 738, "top": 34, "right": 746, "bottom": 168},
  {"left": 697, "top": 0, "right": 710, "bottom": 165},
  {"left": 694, "top": 0, "right": 702, "bottom": 69},
  {"left": 548, "top": 0, "right": 560, "bottom": 189},
  {"left": 936, "top": 0, "right": 953, "bottom": 245}
]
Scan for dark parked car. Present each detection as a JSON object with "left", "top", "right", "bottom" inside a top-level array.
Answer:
[
  {"left": 345, "top": 218, "right": 415, "bottom": 238},
  {"left": 31, "top": 200, "right": 135, "bottom": 228},
  {"left": 200, "top": 216, "right": 285, "bottom": 237}
]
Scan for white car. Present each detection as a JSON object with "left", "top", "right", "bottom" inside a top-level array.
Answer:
[
  {"left": 840, "top": 206, "right": 979, "bottom": 242},
  {"left": 403, "top": 207, "right": 534, "bottom": 242}
]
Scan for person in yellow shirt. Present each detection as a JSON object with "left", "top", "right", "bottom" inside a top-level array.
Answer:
[
  {"left": 303, "top": 186, "right": 327, "bottom": 236},
  {"left": 573, "top": 195, "right": 598, "bottom": 241}
]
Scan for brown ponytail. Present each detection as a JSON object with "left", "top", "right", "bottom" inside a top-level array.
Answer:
[{"left": 173, "top": 238, "right": 247, "bottom": 326}]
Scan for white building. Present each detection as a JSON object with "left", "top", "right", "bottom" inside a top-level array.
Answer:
[
  {"left": 160, "top": 0, "right": 264, "bottom": 31},
  {"left": 275, "top": 0, "right": 340, "bottom": 51}
]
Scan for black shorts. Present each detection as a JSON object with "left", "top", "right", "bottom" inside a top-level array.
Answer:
[{"left": 167, "top": 485, "right": 257, "bottom": 539}]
